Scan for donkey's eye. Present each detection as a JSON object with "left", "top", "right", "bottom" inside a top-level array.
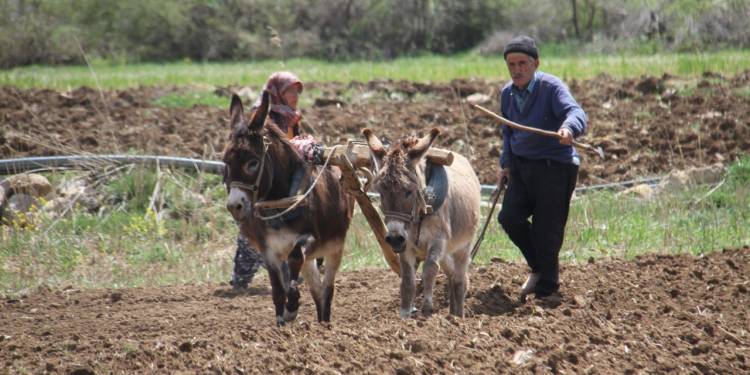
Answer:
[{"left": 244, "top": 160, "right": 259, "bottom": 173}]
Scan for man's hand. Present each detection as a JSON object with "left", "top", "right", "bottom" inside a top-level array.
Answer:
[
  {"left": 558, "top": 128, "right": 573, "bottom": 145},
  {"left": 498, "top": 167, "right": 511, "bottom": 187}
]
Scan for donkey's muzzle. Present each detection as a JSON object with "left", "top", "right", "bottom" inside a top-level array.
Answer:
[
  {"left": 385, "top": 234, "right": 406, "bottom": 253},
  {"left": 226, "top": 189, "right": 251, "bottom": 221},
  {"left": 226, "top": 201, "right": 244, "bottom": 218}
]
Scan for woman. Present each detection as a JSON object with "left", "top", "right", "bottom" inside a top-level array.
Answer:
[
  {"left": 231, "top": 71, "right": 323, "bottom": 289},
  {"left": 252, "top": 71, "right": 323, "bottom": 163}
]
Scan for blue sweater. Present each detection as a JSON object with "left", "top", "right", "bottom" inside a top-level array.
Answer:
[{"left": 499, "top": 72, "right": 587, "bottom": 167}]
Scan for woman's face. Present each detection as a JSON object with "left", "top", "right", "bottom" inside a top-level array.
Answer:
[{"left": 282, "top": 85, "right": 301, "bottom": 109}]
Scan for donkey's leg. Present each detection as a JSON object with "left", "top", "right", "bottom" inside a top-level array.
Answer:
[
  {"left": 449, "top": 245, "right": 471, "bottom": 318},
  {"left": 399, "top": 251, "right": 418, "bottom": 319},
  {"left": 302, "top": 256, "right": 324, "bottom": 320},
  {"left": 440, "top": 255, "right": 458, "bottom": 315},
  {"left": 265, "top": 256, "right": 288, "bottom": 326},
  {"left": 320, "top": 245, "right": 343, "bottom": 322},
  {"left": 421, "top": 239, "right": 447, "bottom": 317},
  {"left": 284, "top": 235, "right": 315, "bottom": 322}
]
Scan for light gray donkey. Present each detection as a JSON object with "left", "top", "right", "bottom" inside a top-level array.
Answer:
[{"left": 363, "top": 128, "right": 481, "bottom": 318}]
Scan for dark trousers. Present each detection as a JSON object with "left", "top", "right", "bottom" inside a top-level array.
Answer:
[
  {"left": 232, "top": 236, "right": 265, "bottom": 288},
  {"left": 498, "top": 156, "right": 578, "bottom": 296}
]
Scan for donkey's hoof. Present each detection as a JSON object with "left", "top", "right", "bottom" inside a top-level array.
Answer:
[
  {"left": 276, "top": 316, "right": 286, "bottom": 327},
  {"left": 421, "top": 305, "right": 434, "bottom": 317},
  {"left": 283, "top": 309, "right": 298, "bottom": 322},
  {"left": 286, "top": 287, "right": 300, "bottom": 312},
  {"left": 518, "top": 293, "right": 530, "bottom": 304},
  {"left": 400, "top": 307, "right": 418, "bottom": 319}
]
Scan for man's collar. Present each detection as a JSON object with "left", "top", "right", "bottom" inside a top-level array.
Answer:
[{"left": 512, "top": 71, "right": 539, "bottom": 93}]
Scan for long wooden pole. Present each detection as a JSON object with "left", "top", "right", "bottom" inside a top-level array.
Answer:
[{"left": 471, "top": 104, "right": 605, "bottom": 159}]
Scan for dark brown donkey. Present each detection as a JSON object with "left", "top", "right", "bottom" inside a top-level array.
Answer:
[{"left": 223, "top": 91, "right": 354, "bottom": 326}]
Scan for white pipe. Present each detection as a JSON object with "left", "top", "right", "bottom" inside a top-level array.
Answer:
[{"left": 1, "top": 155, "right": 664, "bottom": 197}]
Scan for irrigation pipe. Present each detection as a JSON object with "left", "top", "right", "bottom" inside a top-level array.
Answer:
[
  {"left": 0, "top": 154, "right": 664, "bottom": 197},
  {"left": 0, "top": 155, "right": 224, "bottom": 176}
]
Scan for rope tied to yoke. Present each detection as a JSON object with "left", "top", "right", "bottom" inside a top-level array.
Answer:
[{"left": 247, "top": 144, "right": 343, "bottom": 221}]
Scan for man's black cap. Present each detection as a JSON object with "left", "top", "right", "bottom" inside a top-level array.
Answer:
[{"left": 503, "top": 35, "right": 539, "bottom": 60}]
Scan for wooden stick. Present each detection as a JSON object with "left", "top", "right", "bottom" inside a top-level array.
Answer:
[
  {"left": 254, "top": 195, "right": 307, "bottom": 211},
  {"left": 336, "top": 153, "right": 401, "bottom": 276},
  {"left": 425, "top": 148, "right": 454, "bottom": 166},
  {"left": 324, "top": 143, "right": 454, "bottom": 168},
  {"left": 472, "top": 104, "right": 605, "bottom": 159}
]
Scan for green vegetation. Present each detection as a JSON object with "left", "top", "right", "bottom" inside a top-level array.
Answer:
[
  {"left": 151, "top": 90, "right": 229, "bottom": 108},
  {"left": 474, "top": 155, "right": 750, "bottom": 263},
  {"left": 3, "top": 0, "right": 748, "bottom": 68},
  {"left": 736, "top": 86, "right": 750, "bottom": 97},
  {"left": 2, "top": 156, "right": 748, "bottom": 297},
  {"left": 3, "top": 50, "right": 750, "bottom": 90}
]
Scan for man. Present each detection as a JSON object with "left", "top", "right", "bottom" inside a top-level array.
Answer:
[{"left": 496, "top": 35, "right": 587, "bottom": 300}]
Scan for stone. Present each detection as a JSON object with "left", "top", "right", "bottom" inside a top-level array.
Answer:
[
  {"left": 5, "top": 174, "right": 52, "bottom": 198},
  {"left": 618, "top": 184, "right": 654, "bottom": 199},
  {"left": 657, "top": 164, "right": 725, "bottom": 193},
  {"left": 466, "top": 93, "right": 492, "bottom": 105}
]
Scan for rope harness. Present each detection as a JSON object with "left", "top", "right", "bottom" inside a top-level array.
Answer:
[
  {"left": 229, "top": 136, "right": 272, "bottom": 203},
  {"left": 229, "top": 134, "right": 341, "bottom": 222},
  {"left": 380, "top": 170, "right": 433, "bottom": 246}
]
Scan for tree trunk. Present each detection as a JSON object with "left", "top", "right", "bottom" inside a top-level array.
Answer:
[
  {"left": 585, "top": 0, "right": 596, "bottom": 41},
  {"left": 570, "top": 0, "right": 581, "bottom": 39}
]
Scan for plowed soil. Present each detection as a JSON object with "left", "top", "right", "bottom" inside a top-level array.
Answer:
[
  {"left": 2, "top": 71, "right": 750, "bottom": 185},
  {"left": 1, "top": 74, "right": 749, "bottom": 373},
  {"left": 2, "top": 248, "right": 748, "bottom": 373}
]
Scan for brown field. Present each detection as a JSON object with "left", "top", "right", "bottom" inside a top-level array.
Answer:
[
  {"left": 1, "top": 73, "right": 749, "bottom": 373},
  {"left": 1, "top": 249, "right": 748, "bottom": 373},
  {"left": 2, "top": 71, "right": 749, "bottom": 185}
]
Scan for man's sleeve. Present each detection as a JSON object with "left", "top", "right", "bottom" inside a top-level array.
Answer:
[{"left": 551, "top": 81, "right": 587, "bottom": 138}]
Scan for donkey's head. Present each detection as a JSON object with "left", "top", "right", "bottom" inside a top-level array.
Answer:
[
  {"left": 223, "top": 91, "right": 301, "bottom": 222},
  {"left": 363, "top": 128, "right": 440, "bottom": 252}
]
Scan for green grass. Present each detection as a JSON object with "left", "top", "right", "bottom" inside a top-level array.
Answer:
[
  {"left": 2, "top": 50, "right": 750, "bottom": 90},
  {"left": 473, "top": 158, "right": 750, "bottom": 264},
  {"left": 1, "top": 157, "right": 748, "bottom": 297},
  {"left": 735, "top": 86, "right": 750, "bottom": 97},
  {"left": 147, "top": 83, "right": 439, "bottom": 109},
  {"left": 151, "top": 90, "right": 229, "bottom": 108}
]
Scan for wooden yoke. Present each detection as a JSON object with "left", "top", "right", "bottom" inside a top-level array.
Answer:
[
  {"left": 322, "top": 141, "right": 455, "bottom": 277},
  {"left": 333, "top": 148, "right": 401, "bottom": 276},
  {"left": 323, "top": 142, "right": 454, "bottom": 168}
]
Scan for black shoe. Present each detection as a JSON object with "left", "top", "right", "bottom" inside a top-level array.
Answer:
[
  {"left": 535, "top": 291, "right": 562, "bottom": 308},
  {"left": 230, "top": 275, "right": 251, "bottom": 289},
  {"left": 533, "top": 278, "right": 559, "bottom": 297}
]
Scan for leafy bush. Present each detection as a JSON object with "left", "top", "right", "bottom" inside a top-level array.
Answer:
[{"left": 1, "top": 1, "right": 749, "bottom": 68}]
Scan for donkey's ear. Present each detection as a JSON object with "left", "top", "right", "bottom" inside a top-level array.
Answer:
[
  {"left": 249, "top": 90, "right": 270, "bottom": 131},
  {"left": 229, "top": 94, "right": 244, "bottom": 128},
  {"left": 362, "top": 128, "right": 386, "bottom": 159},
  {"left": 407, "top": 128, "right": 440, "bottom": 161}
]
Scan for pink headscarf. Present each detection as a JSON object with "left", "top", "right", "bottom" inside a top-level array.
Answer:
[{"left": 252, "top": 71, "right": 304, "bottom": 135}]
